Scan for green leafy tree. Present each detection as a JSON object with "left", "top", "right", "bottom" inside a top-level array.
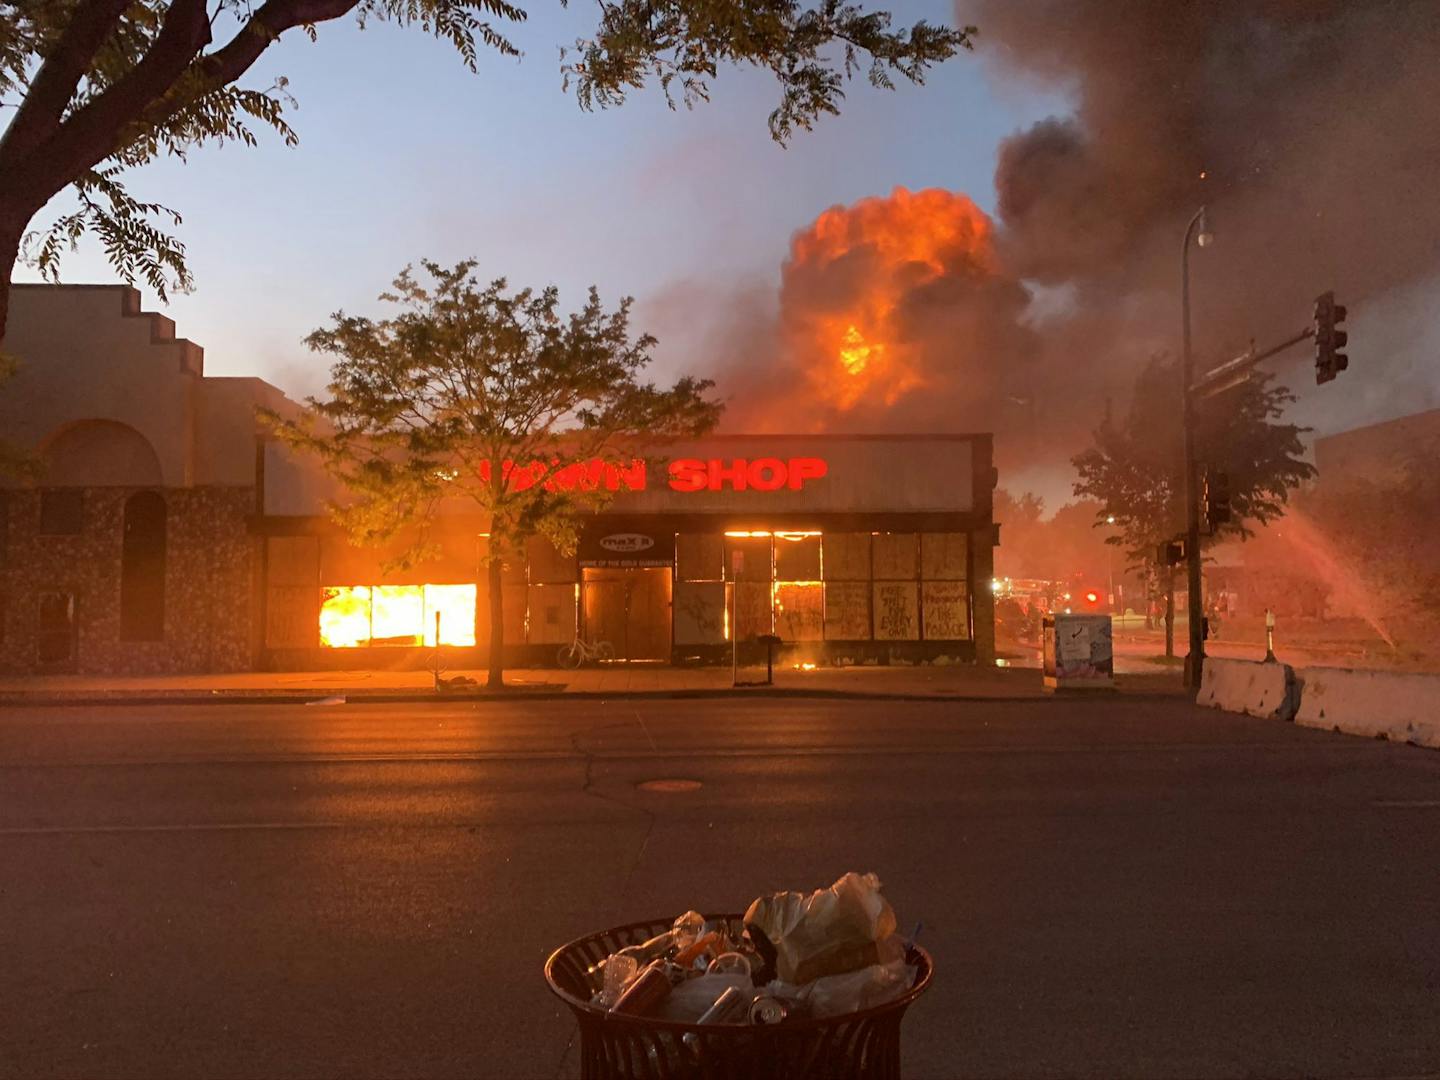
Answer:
[
  {"left": 1072, "top": 354, "right": 1315, "bottom": 655},
  {"left": 0, "top": 0, "right": 972, "bottom": 339},
  {"left": 264, "top": 258, "right": 721, "bottom": 687}
]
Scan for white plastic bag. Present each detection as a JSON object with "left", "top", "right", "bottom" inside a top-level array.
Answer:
[
  {"left": 797, "top": 959, "right": 917, "bottom": 1018},
  {"left": 743, "top": 871, "right": 898, "bottom": 984}
]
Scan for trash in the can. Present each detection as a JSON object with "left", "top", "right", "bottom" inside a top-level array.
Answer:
[
  {"left": 584, "top": 871, "right": 916, "bottom": 1024},
  {"left": 609, "top": 958, "right": 680, "bottom": 1016}
]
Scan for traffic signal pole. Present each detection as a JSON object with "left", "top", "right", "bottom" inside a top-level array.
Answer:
[{"left": 1179, "top": 287, "right": 1349, "bottom": 691}]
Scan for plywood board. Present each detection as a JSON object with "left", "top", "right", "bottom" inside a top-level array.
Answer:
[
  {"left": 267, "top": 585, "right": 318, "bottom": 648},
  {"left": 873, "top": 581, "right": 919, "bottom": 640},
  {"left": 921, "top": 532, "right": 968, "bottom": 580},
  {"left": 733, "top": 581, "right": 772, "bottom": 639},
  {"left": 872, "top": 533, "right": 918, "bottom": 580},
  {"left": 527, "top": 583, "right": 577, "bottom": 644},
  {"left": 774, "top": 534, "right": 821, "bottom": 581},
  {"left": 677, "top": 533, "right": 724, "bottom": 581},
  {"left": 267, "top": 537, "right": 318, "bottom": 586},
  {"left": 922, "top": 580, "right": 970, "bottom": 640},
  {"left": 527, "top": 537, "right": 578, "bottom": 584},
  {"left": 824, "top": 581, "right": 870, "bottom": 640},
  {"left": 822, "top": 533, "right": 870, "bottom": 581},
  {"left": 775, "top": 582, "right": 823, "bottom": 641},
  {"left": 674, "top": 581, "right": 727, "bottom": 644}
]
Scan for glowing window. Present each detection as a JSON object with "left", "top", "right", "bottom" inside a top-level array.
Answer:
[
  {"left": 371, "top": 585, "right": 425, "bottom": 646},
  {"left": 319, "top": 584, "right": 476, "bottom": 647},
  {"left": 422, "top": 584, "right": 477, "bottom": 646}
]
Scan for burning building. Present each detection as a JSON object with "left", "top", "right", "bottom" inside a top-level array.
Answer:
[{"left": 0, "top": 285, "right": 999, "bottom": 674}]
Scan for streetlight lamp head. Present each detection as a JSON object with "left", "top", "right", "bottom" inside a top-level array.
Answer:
[
  {"left": 1196, "top": 207, "right": 1214, "bottom": 248},
  {"left": 1106, "top": 515, "right": 1116, "bottom": 524}
]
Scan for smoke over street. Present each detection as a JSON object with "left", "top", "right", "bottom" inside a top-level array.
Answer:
[{"left": 716, "top": 1, "right": 1440, "bottom": 481}]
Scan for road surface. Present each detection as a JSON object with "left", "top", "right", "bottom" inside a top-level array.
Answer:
[{"left": 2, "top": 696, "right": 1438, "bottom": 1078}]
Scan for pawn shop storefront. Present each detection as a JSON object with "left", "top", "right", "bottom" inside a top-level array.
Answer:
[{"left": 258, "top": 434, "right": 998, "bottom": 668}]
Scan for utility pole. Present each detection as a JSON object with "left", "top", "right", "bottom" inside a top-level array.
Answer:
[
  {"left": 1178, "top": 290, "right": 1353, "bottom": 688},
  {"left": 1180, "top": 206, "right": 1212, "bottom": 689}
]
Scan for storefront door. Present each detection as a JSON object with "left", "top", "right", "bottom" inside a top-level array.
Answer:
[{"left": 582, "top": 568, "right": 672, "bottom": 661}]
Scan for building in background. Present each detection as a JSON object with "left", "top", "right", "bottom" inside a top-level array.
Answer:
[
  {"left": 1312, "top": 407, "right": 1440, "bottom": 494},
  {"left": 0, "top": 285, "right": 298, "bottom": 674},
  {"left": 1, "top": 285, "right": 999, "bottom": 674}
]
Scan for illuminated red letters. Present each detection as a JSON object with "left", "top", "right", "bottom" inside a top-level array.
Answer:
[
  {"left": 666, "top": 457, "right": 828, "bottom": 492},
  {"left": 481, "top": 455, "right": 829, "bottom": 494}
]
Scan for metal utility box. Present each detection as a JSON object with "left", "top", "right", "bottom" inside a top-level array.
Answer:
[{"left": 1042, "top": 613, "right": 1114, "bottom": 690}]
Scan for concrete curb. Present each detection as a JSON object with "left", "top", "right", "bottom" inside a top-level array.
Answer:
[{"left": 0, "top": 686, "right": 1187, "bottom": 708}]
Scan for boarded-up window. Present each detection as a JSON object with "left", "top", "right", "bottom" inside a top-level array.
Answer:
[
  {"left": 872, "top": 533, "right": 918, "bottom": 580},
  {"left": 921, "top": 533, "right": 968, "bottom": 580},
  {"left": 266, "top": 537, "right": 319, "bottom": 648},
  {"left": 732, "top": 581, "right": 772, "bottom": 639},
  {"left": 724, "top": 537, "right": 772, "bottom": 582},
  {"left": 873, "top": 581, "right": 919, "bottom": 640},
  {"left": 527, "top": 583, "right": 577, "bottom": 643},
  {"left": 923, "top": 580, "right": 970, "bottom": 640},
  {"left": 674, "top": 581, "right": 726, "bottom": 644},
  {"left": 527, "top": 537, "right": 577, "bottom": 584},
  {"left": 824, "top": 581, "right": 870, "bottom": 640},
  {"left": 677, "top": 534, "right": 724, "bottom": 581},
  {"left": 775, "top": 582, "right": 823, "bottom": 641},
  {"left": 822, "top": 533, "right": 870, "bottom": 580},
  {"left": 774, "top": 534, "right": 821, "bottom": 581}
]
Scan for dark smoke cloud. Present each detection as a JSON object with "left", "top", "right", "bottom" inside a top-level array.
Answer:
[{"left": 714, "top": 0, "right": 1440, "bottom": 481}]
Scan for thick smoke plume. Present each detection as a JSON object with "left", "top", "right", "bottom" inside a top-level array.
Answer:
[{"left": 717, "top": 1, "right": 1440, "bottom": 477}]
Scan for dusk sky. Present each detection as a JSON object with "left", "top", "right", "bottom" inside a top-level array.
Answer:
[{"left": 17, "top": 0, "right": 1058, "bottom": 397}]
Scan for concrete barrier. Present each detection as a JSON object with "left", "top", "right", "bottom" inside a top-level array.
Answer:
[
  {"left": 1196, "top": 657, "right": 1299, "bottom": 721},
  {"left": 1295, "top": 667, "right": 1440, "bottom": 748}
]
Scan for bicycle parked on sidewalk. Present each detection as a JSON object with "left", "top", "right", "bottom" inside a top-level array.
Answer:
[{"left": 556, "top": 635, "right": 615, "bottom": 669}]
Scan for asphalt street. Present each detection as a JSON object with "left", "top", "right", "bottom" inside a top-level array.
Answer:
[{"left": 1, "top": 696, "right": 1438, "bottom": 1079}]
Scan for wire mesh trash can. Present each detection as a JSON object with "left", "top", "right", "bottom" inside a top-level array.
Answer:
[{"left": 545, "top": 914, "right": 934, "bottom": 1080}]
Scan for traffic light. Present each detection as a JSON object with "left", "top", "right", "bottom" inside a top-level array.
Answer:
[
  {"left": 1156, "top": 538, "right": 1186, "bottom": 567},
  {"left": 1202, "top": 469, "right": 1232, "bottom": 530},
  {"left": 1314, "top": 290, "right": 1349, "bottom": 384}
]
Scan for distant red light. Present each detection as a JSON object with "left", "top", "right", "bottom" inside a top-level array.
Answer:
[{"left": 1084, "top": 590, "right": 1099, "bottom": 604}]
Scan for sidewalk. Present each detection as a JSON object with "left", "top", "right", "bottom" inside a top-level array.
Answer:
[{"left": 0, "top": 660, "right": 1185, "bottom": 705}]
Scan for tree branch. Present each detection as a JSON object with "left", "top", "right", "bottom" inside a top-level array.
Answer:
[
  {"left": 12, "top": 0, "right": 216, "bottom": 203},
  {"left": 0, "top": 0, "right": 133, "bottom": 170}
]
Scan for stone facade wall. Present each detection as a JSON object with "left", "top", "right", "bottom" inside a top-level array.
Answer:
[{"left": 0, "top": 486, "right": 257, "bottom": 674}]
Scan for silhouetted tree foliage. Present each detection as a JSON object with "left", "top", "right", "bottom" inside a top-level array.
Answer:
[
  {"left": 1072, "top": 355, "right": 1316, "bottom": 565},
  {"left": 264, "top": 258, "right": 722, "bottom": 686},
  {"left": 0, "top": 0, "right": 972, "bottom": 338}
]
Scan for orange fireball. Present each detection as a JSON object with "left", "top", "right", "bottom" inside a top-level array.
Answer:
[{"left": 782, "top": 187, "right": 997, "bottom": 414}]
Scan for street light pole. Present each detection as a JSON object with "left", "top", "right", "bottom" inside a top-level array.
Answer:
[{"left": 1181, "top": 207, "right": 1211, "bottom": 690}]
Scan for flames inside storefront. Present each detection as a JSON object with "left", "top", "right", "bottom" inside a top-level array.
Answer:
[{"left": 262, "top": 435, "right": 998, "bottom": 668}]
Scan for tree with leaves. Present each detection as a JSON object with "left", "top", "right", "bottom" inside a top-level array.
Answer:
[
  {"left": 1072, "top": 354, "right": 1315, "bottom": 656},
  {"left": 264, "top": 258, "right": 721, "bottom": 687},
  {"left": 0, "top": 0, "right": 972, "bottom": 340}
]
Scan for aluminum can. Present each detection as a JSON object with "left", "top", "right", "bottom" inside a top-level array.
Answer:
[
  {"left": 695, "top": 985, "right": 751, "bottom": 1026},
  {"left": 748, "top": 995, "right": 788, "bottom": 1025}
]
